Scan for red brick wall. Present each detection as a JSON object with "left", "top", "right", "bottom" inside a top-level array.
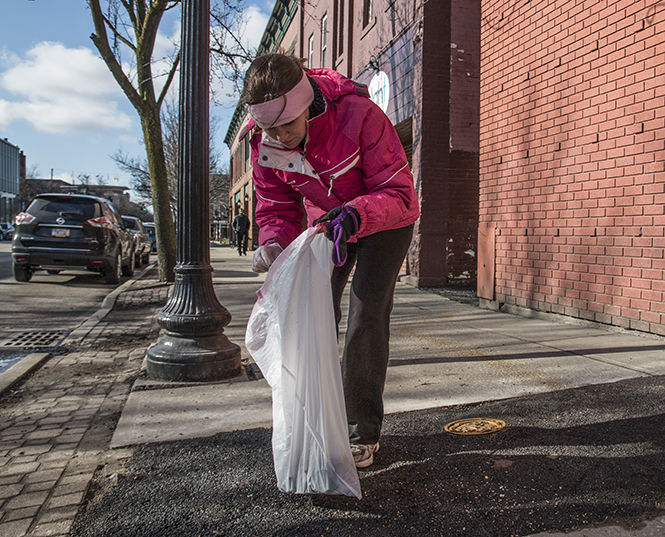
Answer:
[{"left": 479, "top": 0, "right": 665, "bottom": 334}]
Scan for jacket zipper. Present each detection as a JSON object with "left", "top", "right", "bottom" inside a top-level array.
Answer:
[{"left": 302, "top": 131, "right": 334, "bottom": 198}]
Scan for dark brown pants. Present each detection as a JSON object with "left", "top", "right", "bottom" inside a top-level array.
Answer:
[{"left": 331, "top": 224, "right": 414, "bottom": 445}]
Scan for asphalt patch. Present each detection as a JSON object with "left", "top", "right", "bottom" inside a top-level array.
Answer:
[{"left": 71, "top": 376, "right": 665, "bottom": 537}]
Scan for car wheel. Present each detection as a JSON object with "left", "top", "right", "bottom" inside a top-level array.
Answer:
[
  {"left": 122, "top": 249, "right": 135, "bottom": 277},
  {"left": 47, "top": 270, "right": 61, "bottom": 275},
  {"left": 104, "top": 251, "right": 121, "bottom": 284},
  {"left": 13, "top": 263, "right": 32, "bottom": 282}
]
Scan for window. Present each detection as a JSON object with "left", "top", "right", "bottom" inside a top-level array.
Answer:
[
  {"left": 321, "top": 13, "right": 328, "bottom": 68},
  {"left": 308, "top": 34, "right": 314, "bottom": 68},
  {"left": 244, "top": 135, "right": 250, "bottom": 171},
  {"left": 362, "top": 0, "right": 373, "bottom": 27}
]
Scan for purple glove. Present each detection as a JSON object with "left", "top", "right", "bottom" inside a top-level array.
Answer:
[{"left": 314, "top": 206, "right": 360, "bottom": 266}]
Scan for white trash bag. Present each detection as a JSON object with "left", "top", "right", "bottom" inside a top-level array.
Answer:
[{"left": 245, "top": 227, "right": 361, "bottom": 499}]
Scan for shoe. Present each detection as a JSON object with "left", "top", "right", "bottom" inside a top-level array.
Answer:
[{"left": 351, "top": 442, "right": 379, "bottom": 468}]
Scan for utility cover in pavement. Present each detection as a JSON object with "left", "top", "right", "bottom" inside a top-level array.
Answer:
[
  {"left": 444, "top": 418, "right": 506, "bottom": 435},
  {"left": 1, "top": 330, "right": 69, "bottom": 348}
]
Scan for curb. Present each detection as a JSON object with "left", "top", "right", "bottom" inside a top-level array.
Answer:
[
  {"left": 0, "top": 352, "right": 51, "bottom": 395},
  {"left": 62, "top": 262, "right": 159, "bottom": 346}
]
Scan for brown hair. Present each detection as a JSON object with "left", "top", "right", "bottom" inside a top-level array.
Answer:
[{"left": 240, "top": 53, "right": 308, "bottom": 106}]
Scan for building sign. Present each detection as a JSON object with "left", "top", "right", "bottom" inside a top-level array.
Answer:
[{"left": 368, "top": 71, "right": 390, "bottom": 113}]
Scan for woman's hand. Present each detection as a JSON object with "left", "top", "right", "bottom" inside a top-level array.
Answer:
[
  {"left": 314, "top": 206, "right": 361, "bottom": 266},
  {"left": 251, "top": 243, "right": 283, "bottom": 273}
]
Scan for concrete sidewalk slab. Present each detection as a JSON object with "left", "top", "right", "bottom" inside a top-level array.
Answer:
[
  {"left": 110, "top": 378, "right": 273, "bottom": 447},
  {"left": 110, "top": 244, "right": 665, "bottom": 449}
]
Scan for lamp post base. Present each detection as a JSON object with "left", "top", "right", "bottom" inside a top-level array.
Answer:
[{"left": 146, "top": 332, "right": 242, "bottom": 382}]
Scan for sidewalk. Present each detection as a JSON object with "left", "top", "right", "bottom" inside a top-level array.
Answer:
[
  {"left": 1, "top": 244, "right": 664, "bottom": 537},
  {"left": 112, "top": 245, "right": 665, "bottom": 448}
]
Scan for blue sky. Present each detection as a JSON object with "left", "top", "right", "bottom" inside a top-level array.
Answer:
[{"left": 0, "top": 0, "right": 271, "bottom": 192}]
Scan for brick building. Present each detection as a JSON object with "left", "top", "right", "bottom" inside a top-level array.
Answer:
[
  {"left": 0, "top": 138, "right": 25, "bottom": 223},
  {"left": 224, "top": 0, "right": 480, "bottom": 285},
  {"left": 478, "top": 1, "right": 665, "bottom": 334}
]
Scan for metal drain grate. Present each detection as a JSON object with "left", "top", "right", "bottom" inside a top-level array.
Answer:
[{"left": 1, "top": 330, "right": 69, "bottom": 348}]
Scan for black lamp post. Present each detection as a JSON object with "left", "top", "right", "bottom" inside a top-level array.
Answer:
[{"left": 146, "top": 0, "right": 241, "bottom": 381}]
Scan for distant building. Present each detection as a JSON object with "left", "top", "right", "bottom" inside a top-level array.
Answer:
[
  {"left": 23, "top": 178, "right": 129, "bottom": 206},
  {"left": 22, "top": 179, "right": 151, "bottom": 220},
  {"left": 62, "top": 183, "right": 130, "bottom": 209},
  {"left": 0, "top": 138, "right": 25, "bottom": 223},
  {"left": 209, "top": 173, "right": 231, "bottom": 241},
  {"left": 22, "top": 178, "right": 77, "bottom": 202}
]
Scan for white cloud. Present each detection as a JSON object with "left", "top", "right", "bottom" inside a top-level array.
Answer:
[
  {"left": 0, "top": 42, "right": 133, "bottom": 134},
  {"left": 241, "top": 5, "right": 270, "bottom": 51},
  {"left": 0, "top": 46, "right": 19, "bottom": 68}
]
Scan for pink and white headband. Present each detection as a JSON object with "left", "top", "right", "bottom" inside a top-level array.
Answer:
[{"left": 247, "top": 71, "right": 314, "bottom": 129}]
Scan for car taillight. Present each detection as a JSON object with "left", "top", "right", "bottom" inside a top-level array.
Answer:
[
  {"left": 15, "top": 212, "right": 35, "bottom": 225},
  {"left": 86, "top": 216, "right": 112, "bottom": 227}
]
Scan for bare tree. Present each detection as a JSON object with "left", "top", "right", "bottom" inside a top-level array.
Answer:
[
  {"left": 111, "top": 150, "right": 152, "bottom": 203},
  {"left": 112, "top": 99, "right": 227, "bottom": 219},
  {"left": 88, "top": 0, "right": 179, "bottom": 281},
  {"left": 26, "top": 164, "right": 41, "bottom": 179},
  {"left": 88, "top": 0, "right": 252, "bottom": 281}
]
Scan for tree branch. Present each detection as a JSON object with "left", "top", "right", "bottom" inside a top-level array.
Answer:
[
  {"left": 120, "top": 0, "right": 138, "bottom": 31},
  {"left": 157, "top": 50, "right": 180, "bottom": 108},
  {"left": 88, "top": 0, "right": 143, "bottom": 112},
  {"left": 212, "top": 16, "right": 247, "bottom": 55},
  {"left": 101, "top": 11, "right": 137, "bottom": 51}
]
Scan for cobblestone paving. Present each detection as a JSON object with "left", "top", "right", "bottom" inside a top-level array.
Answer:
[{"left": 0, "top": 276, "right": 170, "bottom": 537}]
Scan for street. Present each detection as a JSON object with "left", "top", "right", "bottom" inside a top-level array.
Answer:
[{"left": 0, "top": 242, "right": 127, "bottom": 335}]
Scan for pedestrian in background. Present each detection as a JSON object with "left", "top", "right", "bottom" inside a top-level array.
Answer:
[
  {"left": 232, "top": 208, "right": 250, "bottom": 256},
  {"left": 241, "top": 53, "right": 419, "bottom": 468}
]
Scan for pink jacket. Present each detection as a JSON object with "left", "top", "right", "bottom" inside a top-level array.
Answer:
[{"left": 251, "top": 68, "right": 420, "bottom": 248}]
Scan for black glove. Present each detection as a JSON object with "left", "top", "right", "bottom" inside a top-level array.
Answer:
[{"left": 314, "top": 206, "right": 361, "bottom": 266}]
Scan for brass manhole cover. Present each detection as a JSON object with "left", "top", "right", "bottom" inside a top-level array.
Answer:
[{"left": 444, "top": 418, "right": 506, "bottom": 435}]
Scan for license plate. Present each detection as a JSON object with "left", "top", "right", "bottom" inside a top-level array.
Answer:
[{"left": 51, "top": 228, "right": 70, "bottom": 238}]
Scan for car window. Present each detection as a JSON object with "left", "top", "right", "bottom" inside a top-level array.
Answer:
[
  {"left": 122, "top": 217, "right": 137, "bottom": 229},
  {"left": 27, "top": 197, "right": 100, "bottom": 222}
]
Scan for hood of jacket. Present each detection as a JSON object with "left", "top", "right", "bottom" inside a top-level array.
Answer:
[{"left": 307, "top": 68, "right": 369, "bottom": 103}]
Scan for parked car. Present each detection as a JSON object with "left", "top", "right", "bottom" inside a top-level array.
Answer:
[
  {"left": 143, "top": 222, "right": 157, "bottom": 252},
  {"left": 121, "top": 216, "right": 152, "bottom": 266},
  {"left": 11, "top": 193, "right": 135, "bottom": 283},
  {"left": 0, "top": 222, "right": 15, "bottom": 241}
]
